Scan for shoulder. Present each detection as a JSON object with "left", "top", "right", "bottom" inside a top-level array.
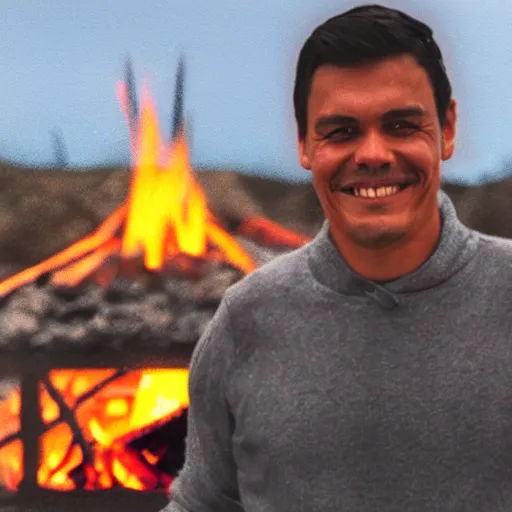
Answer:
[
  {"left": 471, "top": 230, "right": 512, "bottom": 285},
  {"left": 474, "top": 230, "right": 512, "bottom": 261},
  {"left": 223, "top": 243, "right": 311, "bottom": 311}
]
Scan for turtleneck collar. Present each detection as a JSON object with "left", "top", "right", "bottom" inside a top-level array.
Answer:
[{"left": 307, "top": 190, "right": 479, "bottom": 308}]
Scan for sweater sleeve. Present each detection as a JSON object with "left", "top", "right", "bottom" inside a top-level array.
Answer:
[{"left": 160, "top": 298, "right": 243, "bottom": 512}]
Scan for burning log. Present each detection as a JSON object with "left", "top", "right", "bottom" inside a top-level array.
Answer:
[
  {"left": 0, "top": 368, "right": 189, "bottom": 491},
  {"left": 40, "top": 374, "right": 95, "bottom": 475},
  {"left": 0, "top": 205, "right": 126, "bottom": 297}
]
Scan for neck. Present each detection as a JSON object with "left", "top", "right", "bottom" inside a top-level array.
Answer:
[{"left": 330, "top": 211, "right": 441, "bottom": 281}]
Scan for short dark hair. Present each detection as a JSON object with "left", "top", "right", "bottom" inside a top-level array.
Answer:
[{"left": 293, "top": 4, "right": 452, "bottom": 139}]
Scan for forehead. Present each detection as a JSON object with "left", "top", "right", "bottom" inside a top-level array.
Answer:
[{"left": 308, "top": 55, "right": 436, "bottom": 119}]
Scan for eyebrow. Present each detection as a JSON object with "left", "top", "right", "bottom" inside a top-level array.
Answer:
[
  {"left": 314, "top": 107, "right": 426, "bottom": 132},
  {"left": 381, "top": 107, "right": 426, "bottom": 121}
]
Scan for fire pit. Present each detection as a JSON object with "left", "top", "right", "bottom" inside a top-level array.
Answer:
[
  {"left": 0, "top": 60, "right": 310, "bottom": 512},
  {"left": 0, "top": 351, "right": 191, "bottom": 512}
]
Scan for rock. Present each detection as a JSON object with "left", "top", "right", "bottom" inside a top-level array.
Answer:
[
  {"left": 7, "top": 284, "right": 53, "bottom": 317},
  {"left": 0, "top": 255, "right": 289, "bottom": 351},
  {"left": 103, "top": 277, "right": 148, "bottom": 303},
  {"left": 31, "top": 322, "right": 91, "bottom": 350},
  {"left": 0, "top": 309, "right": 39, "bottom": 349},
  {"left": 170, "top": 309, "right": 215, "bottom": 344}
]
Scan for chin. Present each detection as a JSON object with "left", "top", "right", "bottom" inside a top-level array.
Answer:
[
  {"left": 345, "top": 223, "right": 408, "bottom": 249},
  {"left": 328, "top": 209, "right": 413, "bottom": 249}
]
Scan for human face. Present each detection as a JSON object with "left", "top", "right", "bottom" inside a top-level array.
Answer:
[{"left": 298, "top": 55, "right": 456, "bottom": 250}]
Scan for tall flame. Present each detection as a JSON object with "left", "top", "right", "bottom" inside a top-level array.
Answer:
[
  {"left": 0, "top": 76, "right": 263, "bottom": 297},
  {"left": 116, "top": 77, "right": 256, "bottom": 274},
  {"left": 118, "top": 83, "right": 210, "bottom": 269}
]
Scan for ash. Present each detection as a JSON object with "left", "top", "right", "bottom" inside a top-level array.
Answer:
[{"left": 0, "top": 239, "right": 286, "bottom": 352}]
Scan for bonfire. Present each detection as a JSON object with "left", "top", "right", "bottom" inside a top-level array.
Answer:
[{"left": 0, "top": 58, "right": 311, "bottom": 493}]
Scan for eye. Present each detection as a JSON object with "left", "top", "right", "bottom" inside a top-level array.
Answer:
[
  {"left": 321, "top": 126, "right": 359, "bottom": 141},
  {"left": 385, "top": 120, "right": 419, "bottom": 135}
]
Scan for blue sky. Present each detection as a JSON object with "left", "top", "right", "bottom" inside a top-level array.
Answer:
[{"left": 0, "top": 0, "right": 510, "bottom": 183}]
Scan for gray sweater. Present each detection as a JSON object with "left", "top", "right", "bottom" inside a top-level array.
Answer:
[{"left": 163, "top": 191, "right": 512, "bottom": 512}]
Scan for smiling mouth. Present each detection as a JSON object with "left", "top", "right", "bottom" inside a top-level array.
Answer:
[{"left": 340, "top": 184, "right": 413, "bottom": 198}]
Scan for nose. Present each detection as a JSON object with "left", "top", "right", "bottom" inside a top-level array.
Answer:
[{"left": 353, "top": 130, "right": 394, "bottom": 171}]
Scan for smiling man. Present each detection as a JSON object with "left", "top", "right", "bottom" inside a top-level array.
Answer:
[
  {"left": 162, "top": 5, "right": 512, "bottom": 512},
  {"left": 296, "top": 29, "right": 456, "bottom": 280}
]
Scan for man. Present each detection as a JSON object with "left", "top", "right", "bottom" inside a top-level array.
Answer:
[{"left": 163, "top": 4, "right": 512, "bottom": 511}]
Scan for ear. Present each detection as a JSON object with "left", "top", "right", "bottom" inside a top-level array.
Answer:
[
  {"left": 298, "top": 134, "right": 312, "bottom": 170},
  {"left": 441, "top": 98, "right": 457, "bottom": 161}
]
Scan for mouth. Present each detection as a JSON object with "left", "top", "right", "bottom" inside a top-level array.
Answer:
[{"left": 339, "top": 183, "right": 414, "bottom": 199}]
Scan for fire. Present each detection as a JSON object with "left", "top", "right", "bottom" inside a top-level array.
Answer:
[
  {"left": 0, "top": 63, "right": 313, "bottom": 493},
  {"left": 0, "top": 369, "right": 189, "bottom": 491},
  {"left": 0, "top": 82, "right": 259, "bottom": 297},
  {"left": 118, "top": 81, "right": 255, "bottom": 273},
  {"left": 0, "top": 64, "right": 312, "bottom": 297}
]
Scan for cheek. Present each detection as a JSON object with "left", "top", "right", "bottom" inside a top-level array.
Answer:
[
  {"left": 310, "top": 145, "right": 344, "bottom": 178},
  {"left": 399, "top": 140, "right": 440, "bottom": 180}
]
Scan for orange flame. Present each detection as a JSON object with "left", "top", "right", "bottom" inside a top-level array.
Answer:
[
  {"left": 117, "top": 81, "right": 253, "bottom": 272},
  {"left": 0, "top": 369, "right": 189, "bottom": 491},
  {"left": 0, "top": 80, "right": 259, "bottom": 298}
]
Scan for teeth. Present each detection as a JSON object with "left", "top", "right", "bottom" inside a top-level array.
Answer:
[{"left": 353, "top": 185, "right": 400, "bottom": 198}]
